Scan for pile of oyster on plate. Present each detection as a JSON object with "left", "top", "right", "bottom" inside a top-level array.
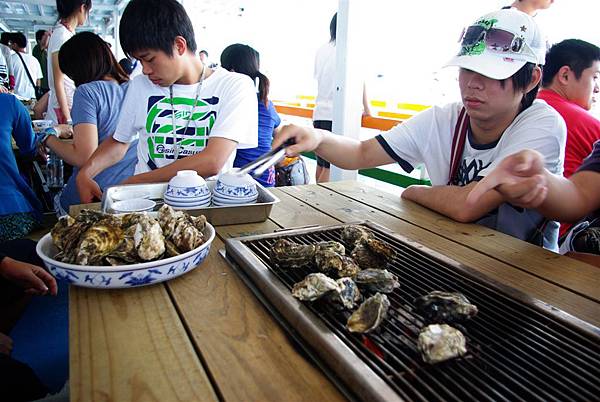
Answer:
[
  {"left": 271, "top": 225, "right": 399, "bottom": 334},
  {"left": 50, "top": 204, "right": 208, "bottom": 266}
]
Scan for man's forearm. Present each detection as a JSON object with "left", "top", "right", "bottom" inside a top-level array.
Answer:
[
  {"left": 402, "top": 183, "right": 503, "bottom": 223},
  {"left": 80, "top": 138, "right": 129, "bottom": 179},
  {"left": 537, "top": 171, "right": 594, "bottom": 222}
]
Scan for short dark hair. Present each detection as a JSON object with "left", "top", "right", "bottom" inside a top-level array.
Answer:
[
  {"left": 199, "top": 50, "right": 208, "bottom": 57},
  {"left": 58, "top": 31, "right": 129, "bottom": 87},
  {"left": 119, "top": 0, "right": 197, "bottom": 58},
  {"left": 56, "top": 0, "right": 92, "bottom": 19},
  {"left": 12, "top": 32, "right": 27, "bottom": 49},
  {"left": 221, "top": 43, "right": 270, "bottom": 106},
  {"left": 542, "top": 39, "right": 600, "bottom": 87},
  {"left": 0, "top": 32, "right": 12, "bottom": 46},
  {"left": 330, "top": 13, "right": 337, "bottom": 43},
  {"left": 35, "top": 30, "right": 47, "bottom": 42},
  {"left": 500, "top": 62, "right": 540, "bottom": 112}
]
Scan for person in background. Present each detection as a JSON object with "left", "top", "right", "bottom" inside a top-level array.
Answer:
[
  {"left": 75, "top": 0, "right": 257, "bottom": 203},
  {"left": 47, "top": 0, "right": 92, "bottom": 124},
  {"left": 32, "top": 29, "right": 50, "bottom": 93},
  {"left": 505, "top": 0, "right": 554, "bottom": 16},
  {"left": 538, "top": 39, "right": 600, "bottom": 179},
  {"left": 0, "top": 49, "right": 9, "bottom": 91},
  {"left": 0, "top": 94, "right": 43, "bottom": 241},
  {"left": 313, "top": 13, "right": 371, "bottom": 183},
  {"left": 118, "top": 57, "right": 134, "bottom": 75},
  {"left": 199, "top": 49, "right": 209, "bottom": 64},
  {"left": 41, "top": 31, "right": 137, "bottom": 215},
  {"left": 9, "top": 33, "right": 43, "bottom": 100},
  {"left": 0, "top": 32, "right": 14, "bottom": 90},
  {"left": 220, "top": 43, "right": 280, "bottom": 187},
  {"left": 274, "top": 9, "right": 565, "bottom": 250}
]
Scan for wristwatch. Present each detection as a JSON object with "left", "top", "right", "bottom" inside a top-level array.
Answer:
[{"left": 38, "top": 127, "right": 58, "bottom": 145}]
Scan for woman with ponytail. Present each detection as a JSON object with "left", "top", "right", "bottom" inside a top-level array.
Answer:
[{"left": 220, "top": 43, "right": 281, "bottom": 187}]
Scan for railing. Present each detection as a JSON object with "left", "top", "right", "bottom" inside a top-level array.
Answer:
[{"left": 273, "top": 102, "right": 431, "bottom": 187}]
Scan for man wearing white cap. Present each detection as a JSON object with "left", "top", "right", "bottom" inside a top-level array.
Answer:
[{"left": 273, "top": 8, "right": 566, "bottom": 249}]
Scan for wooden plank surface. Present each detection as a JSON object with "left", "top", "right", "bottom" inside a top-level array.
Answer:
[
  {"left": 70, "top": 284, "right": 218, "bottom": 402},
  {"left": 166, "top": 236, "right": 345, "bottom": 402},
  {"left": 277, "top": 184, "right": 600, "bottom": 327},
  {"left": 321, "top": 181, "right": 600, "bottom": 303}
]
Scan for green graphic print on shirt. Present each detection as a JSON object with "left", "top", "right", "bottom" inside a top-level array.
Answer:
[{"left": 145, "top": 95, "right": 217, "bottom": 166}]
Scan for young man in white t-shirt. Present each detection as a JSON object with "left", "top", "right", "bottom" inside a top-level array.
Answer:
[
  {"left": 274, "top": 9, "right": 566, "bottom": 249},
  {"left": 9, "top": 33, "right": 43, "bottom": 100},
  {"left": 76, "top": 0, "right": 257, "bottom": 202}
]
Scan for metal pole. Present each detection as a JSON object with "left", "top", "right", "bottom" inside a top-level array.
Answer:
[
  {"left": 113, "top": 6, "right": 120, "bottom": 59},
  {"left": 330, "top": 0, "right": 364, "bottom": 182}
]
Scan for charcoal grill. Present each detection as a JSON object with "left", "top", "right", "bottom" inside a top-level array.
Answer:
[{"left": 223, "top": 221, "right": 600, "bottom": 402}]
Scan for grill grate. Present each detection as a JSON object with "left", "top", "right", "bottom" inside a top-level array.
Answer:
[{"left": 228, "top": 223, "right": 600, "bottom": 402}]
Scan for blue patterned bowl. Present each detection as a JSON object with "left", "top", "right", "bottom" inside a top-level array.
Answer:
[{"left": 35, "top": 222, "right": 215, "bottom": 289}]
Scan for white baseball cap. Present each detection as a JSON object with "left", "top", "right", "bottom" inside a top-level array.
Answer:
[{"left": 445, "top": 9, "right": 545, "bottom": 80}]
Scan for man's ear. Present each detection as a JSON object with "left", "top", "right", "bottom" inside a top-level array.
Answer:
[
  {"left": 556, "top": 65, "right": 572, "bottom": 86},
  {"left": 173, "top": 36, "right": 188, "bottom": 56},
  {"left": 527, "top": 65, "right": 542, "bottom": 92}
]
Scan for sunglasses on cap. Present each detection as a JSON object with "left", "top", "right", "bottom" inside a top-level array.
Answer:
[{"left": 459, "top": 25, "right": 536, "bottom": 59}]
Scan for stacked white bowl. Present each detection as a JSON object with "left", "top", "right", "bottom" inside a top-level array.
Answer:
[
  {"left": 212, "top": 169, "right": 258, "bottom": 206},
  {"left": 163, "top": 170, "right": 211, "bottom": 209}
]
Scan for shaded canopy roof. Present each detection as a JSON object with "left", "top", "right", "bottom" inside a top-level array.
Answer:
[{"left": 0, "top": 0, "right": 129, "bottom": 36}]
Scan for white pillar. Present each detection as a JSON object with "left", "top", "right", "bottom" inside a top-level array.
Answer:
[{"left": 330, "top": 0, "right": 364, "bottom": 182}]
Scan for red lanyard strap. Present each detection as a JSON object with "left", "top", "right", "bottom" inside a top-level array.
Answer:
[{"left": 448, "top": 107, "right": 470, "bottom": 185}]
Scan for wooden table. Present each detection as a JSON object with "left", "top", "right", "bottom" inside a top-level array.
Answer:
[{"left": 69, "top": 182, "right": 600, "bottom": 401}]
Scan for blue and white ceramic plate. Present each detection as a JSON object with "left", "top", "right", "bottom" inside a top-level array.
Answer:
[
  {"left": 165, "top": 200, "right": 211, "bottom": 208},
  {"left": 214, "top": 181, "right": 258, "bottom": 199},
  {"left": 36, "top": 223, "right": 215, "bottom": 289},
  {"left": 163, "top": 193, "right": 211, "bottom": 204}
]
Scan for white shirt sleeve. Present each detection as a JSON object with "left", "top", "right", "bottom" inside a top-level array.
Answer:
[
  {"left": 32, "top": 57, "right": 43, "bottom": 81},
  {"left": 376, "top": 104, "right": 453, "bottom": 174},
  {"left": 48, "top": 27, "right": 72, "bottom": 55},
  {"left": 113, "top": 78, "right": 142, "bottom": 144},
  {"left": 207, "top": 73, "right": 258, "bottom": 149},
  {"left": 478, "top": 101, "right": 566, "bottom": 177}
]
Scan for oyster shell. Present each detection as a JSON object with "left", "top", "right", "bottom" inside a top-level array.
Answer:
[
  {"left": 327, "top": 277, "right": 361, "bottom": 310},
  {"left": 106, "top": 225, "right": 138, "bottom": 263},
  {"left": 354, "top": 269, "right": 400, "bottom": 293},
  {"left": 164, "top": 239, "right": 181, "bottom": 257},
  {"left": 341, "top": 225, "right": 373, "bottom": 248},
  {"left": 315, "top": 250, "right": 361, "bottom": 278},
  {"left": 158, "top": 205, "right": 206, "bottom": 252},
  {"left": 316, "top": 241, "right": 345, "bottom": 255},
  {"left": 418, "top": 324, "right": 467, "bottom": 364},
  {"left": 291, "top": 273, "right": 340, "bottom": 301},
  {"left": 76, "top": 224, "right": 124, "bottom": 265},
  {"left": 414, "top": 291, "right": 478, "bottom": 324},
  {"left": 270, "top": 239, "right": 316, "bottom": 268},
  {"left": 347, "top": 292, "right": 390, "bottom": 333},
  {"left": 351, "top": 238, "right": 395, "bottom": 269},
  {"left": 134, "top": 215, "right": 165, "bottom": 261}
]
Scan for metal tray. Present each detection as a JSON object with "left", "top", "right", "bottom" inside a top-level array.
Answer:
[{"left": 101, "top": 180, "right": 279, "bottom": 226}]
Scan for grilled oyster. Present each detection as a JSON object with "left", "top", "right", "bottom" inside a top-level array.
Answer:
[
  {"left": 164, "top": 239, "right": 181, "bottom": 257},
  {"left": 134, "top": 215, "right": 165, "bottom": 261},
  {"left": 347, "top": 293, "right": 390, "bottom": 333},
  {"left": 327, "top": 277, "right": 361, "bottom": 310},
  {"left": 354, "top": 269, "right": 400, "bottom": 293},
  {"left": 292, "top": 273, "right": 340, "bottom": 301},
  {"left": 351, "top": 238, "right": 396, "bottom": 269},
  {"left": 270, "top": 239, "right": 317, "bottom": 268},
  {"left": 76, "top": 224, "right": 124, "bottom": 265},
  {"left": 414, "top": 291, "right": 478, "bottom": 324},
  {"left": 315, "top": 250, "right": 361, "bottom": 278},
  {"left": 341, "top": 225, "right": 373, "bottom": 248},
  {"left": 418, "top": 324, "right": 467, "bottom": 364},
  {"left": 316, "top": 241, "right": 345, "bottom": 255}
]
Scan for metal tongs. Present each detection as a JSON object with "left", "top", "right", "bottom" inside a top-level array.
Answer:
[{"left": 233, "top": 139, "right": 296, "bottom": 177}]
